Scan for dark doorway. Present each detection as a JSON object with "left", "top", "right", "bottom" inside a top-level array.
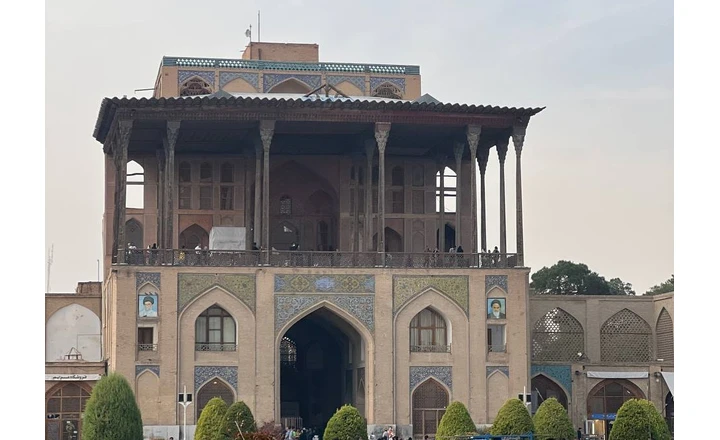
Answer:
[
  {"left": 280, "top": 308, "right": 365, "bottom": 436},
  {"left": 531, "top": 374, "right": 568, "bottom": 409},
  {"left": 436, "top": 224, "right": 456, "bottom": 252},
  {"left": 373, "top": 227, "right": 403, "bottom": 253},
  {"left": 179, "top": 224, "right": 209, "bottom": 249}
]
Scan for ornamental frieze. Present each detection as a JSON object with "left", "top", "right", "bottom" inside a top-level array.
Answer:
[
  {"left": 194, "top": 366, "right": 238, "bottom": 391},
  {"left": 274, "top": 274, "right": 375, "bottom": 294},
  {"left": 136, "top": 272, "right": 161, "bottom": 290},
  {"left": 275, "top": 294, "right": 374, "bottom": 333},
  {"left": 485, "top": 275, "right": 508, "bottom": 293},
  {"left": 410, "top": 366, "right": 452, "bottom": 392},
  {"left": 393, "top": 275, "right": 469, "bottom": 315},
  {"left": 178, "top": 273, "right": 255, "bottom": 313}
]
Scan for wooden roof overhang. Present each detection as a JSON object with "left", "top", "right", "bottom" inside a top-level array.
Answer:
[{"left": 94, "top": 96, "right": 544, "bottom": 159}]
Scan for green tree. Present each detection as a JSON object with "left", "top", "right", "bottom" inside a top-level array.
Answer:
[
  {"left": 530, "top": 260, "right": 634, "bottom": 295},
  {"left": 645, "top": 275, "right": 674, "bottom": 296},
  {"left": 323, "top": 404, "right": 366, "bottom": 440},
  {"left": 490, "top": 398, "right": 534, "bottom": 436},
  {"left": 609, "top": 398, "right": 671, "bottom": 440},
  {"left": 224, "top": 401, "right": 257, "bottom": 440},
  {"left": 436, "top": 401, "right": 477, "bottom": 440},
  {"left": 195, "top": 397, "right": 229, "bottom": 440},
  {"left": 82, "top": 372, "right": 144, "bottom": 440},
  {"left": 532, "top": 398, "right": 574, "bottom": 440}
]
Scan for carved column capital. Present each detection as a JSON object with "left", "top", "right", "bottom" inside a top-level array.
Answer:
[
  {"left": 453, "top": 140, "right": 465, "bottom": 162},
  {"left": 496, "top": 137, "right": 509, "bottom": 164},
  {"left": 118, "top": 119, "right": 133, "bottom": 142},
  {"left": 512, "top": 125, "right": 526, "bottom": 156},
  {"left": 466, "top": 125, "right": 481, "bottom": 153},
  {"left": 259, "top": 120, "right": 275, "bottom": 152},
  {"left": 166, "top": 120, "right": 180, "bottom": 146},
  {"left": 374, "top": 122, "right": 391, "bottom": 153}
]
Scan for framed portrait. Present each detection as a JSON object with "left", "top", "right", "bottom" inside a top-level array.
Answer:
[
  {"left": 487, "top": 298, "right": 506, "bottom": 320},
  {"left": 138, "top": 294, "right": 158, "bottom": 318}
]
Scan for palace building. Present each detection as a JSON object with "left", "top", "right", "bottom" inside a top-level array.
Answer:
[{"left": 45, "top": 42, "right": 673, "bottom": 440}]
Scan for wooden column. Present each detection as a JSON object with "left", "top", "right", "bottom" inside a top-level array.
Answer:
[
  {"left": 364, "top": 139, "right": 374, "bottom": 251},
  {"left": 114, "top": 120, "right": 132, "bottom": 263},
  {"left": 466, "top": 125, "right": 481, "bottom": 254},
  {"left": 253, "top": 141, "right": 262, "bottom": 249},
  {"left": 260, "top": 120, "right": 275, "bottom": 263},
  {"left": 244, "top": 150, "right": 254, "bottom": 250},
  {"left": 155, "top": 149, "right": 165, "bottom": 248},
  {"left": 512, "top": 125, "right": 527, "bottom": 266},
  {"left": 496, "top": 137, "right": 509, "bottom": 255},
  {"left": 163, "top": 121, "right": 180, "bottom": 250},
  {"left": 352, "top": 155, "right": 362, "bottom": 252},
  {"left": 375, "top": 122, "right": 391, "bottom": 254},
  {"left": 478, "top": 147, "right": 489, "bottom": 252},
  {"left": 437, "top": 158, "right": 445, "bottom": 252},
  {"left": 453, "top": 140, "right": 464, "bottom": 248}
]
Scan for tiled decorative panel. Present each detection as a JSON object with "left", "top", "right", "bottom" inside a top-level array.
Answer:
[
  {"left": 178, "top": 274, "right": 255, "bottom": 312},
  {"left": 370, "top": 77, "right": 406, "bottom": 92},
  {"left": 263, "top": 74, "right": 321, "bottom": 92},
  {"left": 136, "top": 272, "right": 161, "bottom": 290},
  {"left": 531, "top": 365, "right": 572, "bottom": 394},
  {"left": 485, "top": 275, "right": 508, "bottom": 293},
  {"left": 135, "top": 365, "right": 160, "bottom": 377},
  {"left": 393, "top": 275, "right": 469, "bottom": 315},
  {"left": 274, "top": 274, "right": 375, "bottom": 293},
  {"left": 410, "top": 366, "right": 452, "bottom": 391},
  {"left": 486, "top": 366, "right": 509, "bottom": 377},
  {"left": 195, "top": 366, "right": 238, "bottom": 391},
  {"left": 219, "top": 71, "right": 259, "bottom": 89},
  {"left": 178, "top": 70, "right": 215, "bottom": 86},
  {"left": 327, "top": 75, "right": 366, "bottom": 93},
  {"left": 275, "top": 294, "right": 374, "bottom": 333}
]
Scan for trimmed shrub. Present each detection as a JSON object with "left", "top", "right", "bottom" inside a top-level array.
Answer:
[
  {"left": 609, "top": 399, "right": 671, "bottom": 440},
  {"left": 436, "top": 401, "right": 477, "bottom": 440},
  {"left": 195, "top": 397, "right": 229, "bottom": 440},
  {"left": 82, "top": 372, "right": 143, "bottom": 440},
  {"left": 490, "top": 398, "right": 534, "bottom": 436},
  {"left": 533, "top": 398, "right": 574, "bottom": 440},
  {"left": 224, "top": 401, "right": 257, "bottom": 439},
  {"left": 323, "top": 404, "right": 366, "bottom": 440}
]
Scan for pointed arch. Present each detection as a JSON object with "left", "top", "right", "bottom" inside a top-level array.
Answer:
[
  {"left": 196, "top": 377, "right": 235, "bottom": 419},
  {"left": 333, "top": 80, "right": 363, "bottom": 96},
  {"left": 223, "top": 76, "right": 257, "bottom": 93},
  {"left": 125, "top": 218, "right": 143, "bottom": 249},
  {"left": 487, "top": 369, "right": 509, "bottom": 422},
  {"left": 180, "top": 76, "right": 213, "bottom": 96},
  {"left": 179, "top": 223, "right": 209, "bottom": 249},
  {"left": 373, "top": 227, "right": 403, "bottom": 253},
  {"left": 409, "top": 307, "right": 449, "bottom": 352},
  {"left": 179, "top": 161, "right": 192, "bottom": 182},
  {"left": 199, "top": 162, "right": 213, "bottom": 182},
  {"left": 136, "top": 369, "right": 160, "bottom": 424},
  {"left": 271, "top": 220, "right": 300, "bottom": 251},
  {"left": 532, "top": 307, "right": 585, "bottom": 362},
  {"left": 126, "top": 160, "right": 144, "bottom": 209},
  {"left": 391, "top": 165, "right": 404, "bottom": 186},
  {"left": 45, "top": 382, "right": 93, "bottom": 439},
  {"left": 601, "top": 308, "right": 652, "bottom": 362},
  {"left": 531, "top": 373, "right": 569, "bottom": 409},
  {"left": 587, "top": 379, "right": 645, "bottom": 418},
  {"left": 486, "top": 285, "right": 507, "bottom": 297},
  {"left": 372, "top": 82, "right": 402, "bottom": 99},
  {"left": 194, "top": 304, "right": 237, "bottom": 351},
  {"left": 411, "top": 378, "right": 450, "bottom": 439},
  {"left": 268, "top": 78, "right": 312, "bottom": 94},
  {"left": 46, "top": 304, "right": 101, "bottom": 362},
  {"left": 656, "top": 307, "right": 674, "bottom": 361},
  {"left": 305, "top": 190, "right": 334, "bottom": 215}
]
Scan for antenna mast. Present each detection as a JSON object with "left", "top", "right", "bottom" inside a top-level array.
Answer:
[{"left": 47, "top": 244, "right": 54, "bottom": 292}]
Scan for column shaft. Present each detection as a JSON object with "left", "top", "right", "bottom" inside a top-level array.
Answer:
[
  {"left": 466, "top": 125, "right": 481, "bottom": 254},
  {"left": 438, "top": 160, "right": 445, "bottom": 252},
  {"left": 260, "top": 120, "right": 275, "bottom": 263},
  {"left": 375, "top": 123, "right": 390, "bottom": 254},
  {"left": 479, "top": 148, "right": 489, "bottom": 252},
  {"left": 364, "top": 140, "right": 374, "bottom": 251},
  {"left": 115, "top": 120, "right": 132, "bottom": 263},
  {"left": 513, "top": 128, "right": 527, "bottom": 266},
  {"left": 155, "top": 149, "right": 165, "bottom": 248},
  {"left": 497, "top": 138, "right": 509, "bottom": 255},
  {"left": 253, "top": 143, "right": 262, "bottom": 248},
  {"left": 164, "top": 121, "right": 180, "bottom": 250},
  {"left": 453, "top": 141, "right": 464, "bottom": 248}
]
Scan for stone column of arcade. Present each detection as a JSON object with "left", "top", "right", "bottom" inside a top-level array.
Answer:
[
  {"left": 253, "top": 140, "right": 263, "bottom": 252},
  {"left": 113, "top": 119, "right": 132, "bottom": 263},
  {"left": 496, "top": 137, "right": 509, "bottom": 262},
  {"left": 437, "top": 158, "right": 446, "bottom": 253},
  {"left": 466, "top": 125, "right": 481, "bottom": 256},
  {"left": 512, "top": 124, "right": 527, "bottom": 266},
  {"left": 478, "top": 147, "right": 489, "bottom": 254},
  {"left": 155, "top": 149, "right": 166, "bottom": 249},
  {"left": 164, "top": 121, "right": 180, "bottom": 251},
  {"left": 364, "top": 139, "right": 375, "bottom": 252},
  {"left": 453, "top": 141, "right": 464, "bottom": 249},
  {"left": 260, "top": 120, "right": 275, "bottom": 264},
  {"left": 375, "top": 122, "right": 391, "bottom": 258},
  {"left": 352, "top": 155, "right": 362, "bottom": 252}
]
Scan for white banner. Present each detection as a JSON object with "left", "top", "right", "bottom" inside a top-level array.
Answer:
[
  {"left": 586, "top": 371, "right": 649, "bottom": 379},
  {"left": 45, "top": 374, "right": 102, "bottom": 381}
]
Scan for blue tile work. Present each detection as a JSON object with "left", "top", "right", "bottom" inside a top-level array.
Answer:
[
  {"left": 274, "top": 274, "right": 375, "bottom": 293},
  {"left": 195, "top": 366, "right": 238, "bottom": 391},
  {"left": 178, "top": 70, "right": 215, "bottom": 86},
  {"left": 370, "top": 77, "right": 406, "bottom": 93},
  {"left": 219, "top": 71, "right": 259, "bottom": 89},
  {"left": 531, "top": 365, "right": 572, "bottom": 395},
  {"left": 263, "top": 74, "right": 321, "bottom": 92},
  {"left": 410, "top": 366, "right": 452, "bottom": 391},
  {"left": 327, "top": 75, "right": 366, "bottom": 94},
  {"left": 165, "top": 57, "right": 420, "bottom": 75},
  {"left": 136, "top": 272, "right": 161, "bottom": 290},
  {"left": 486, "top": 366, "right": 509, "bottom": 377},
  {"left": 135, "top": 365, "right": 160, "bottom": 377},
  {"left": 275, "top": 294, "right": 374, "bottom": 333},
  {"left": 485, "top": 275, "right": 508, "bottom": 293}
]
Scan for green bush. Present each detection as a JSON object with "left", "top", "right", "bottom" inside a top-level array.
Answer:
[
  {"left": 609, "top": 399, "right": 671, "bottom": 440},
  {"left": 224, "top": 401, "right": 257, "bottom": 439},
  {"left": 195, "top": 397, "right": 229, "bottom": 440},
  {"left": 533, "top": 398, "right": 574, "bottom": 440},
  {"left": 82, "top": 372, "right": 144, "bottom": 440},
  {"left": 490, "top": 398, "right": 534, "bottom": 436},
  {"left": 436, "top": 401, "right": 477, "bottom": 440},
  {"left": 323, "top": 404, "right": 366, "bottom": 440}
]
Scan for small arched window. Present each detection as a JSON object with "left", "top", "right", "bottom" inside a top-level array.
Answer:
[
  {"left": 410, "top": 308, "right": 449, "bottom": 352},
  {"left": 392, "top": 166, "right": 404, "bottom": 186},
  {"left": 179, "top": 162, "right": 192, "bottom": 183},
  {"left": 180, "top": 77, "right": 212, "bottom": 96},
  {"left": 221, "top": 163, "right": 234, "bottom": 183},
  {"left": 195, "top": 306, "right": 236, "bottom": 351}
]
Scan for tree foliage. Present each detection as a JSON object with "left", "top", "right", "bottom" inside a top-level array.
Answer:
[
  {"left": 490, "top": 398, "right": 534, "bottom": 436},
  {"left": 608, "top": 399, "right": 671, "bottom": 440},
  {"left": 195, "top": 397, "right": 229, "bottom": 440},
  {"left": 323, "top": 404, "right": 366, "bottom": 440},
  {"left": 530, "top": 260, "right": 635, "bottom": 295},
  {"left": 645, "top": 275, "right": 674, "bottom": 296},
  {"left": 532, "top": 398, "right": 574, "bottom": 440},
  {"left": 82, "top": 372, "right": 144, "bottom": 440},
  {"left": 224, "top": 401, "right": 257, "bottom": 439},
  {"left": 436, "top": 401, "right": 477, "bottom": 440}
]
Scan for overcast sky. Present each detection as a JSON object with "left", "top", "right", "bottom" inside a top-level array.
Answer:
[{"left": 45, "top": 0, "right": 673, "bottom": 294}]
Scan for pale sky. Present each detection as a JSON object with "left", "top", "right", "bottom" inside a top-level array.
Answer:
[{"left": 45, "top": 0, "right": 673, "bottom": 294}]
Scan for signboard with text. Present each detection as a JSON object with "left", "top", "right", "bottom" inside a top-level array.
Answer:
[{"left": 45, "top": 374, "right": 102, "bottom": 381}]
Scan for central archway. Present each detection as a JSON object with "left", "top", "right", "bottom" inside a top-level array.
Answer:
[{"left": 276, "top": 305, "right": 372, "bottom": 435}]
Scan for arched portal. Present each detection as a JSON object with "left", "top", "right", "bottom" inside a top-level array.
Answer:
[
  {"left": 587, "top": 379, "right": 645, "bottom": 436},
  {"left": 179, "top": 224, "right": 209, "bottom": 249},
  {"left": 45, "top": 382, "right": 92, "bottom": 440},
  {"left": 278, "top": 306, "right": 368, "bottom": 432},
  {"left": 531, "top": 374, "right": 569, "bottom": 409},
  {"left": 373, "top": 227, "right": 403, "bottom": 253},
  {"left": 411, "top": 378, "right": 449, "bottom": 439},
  {"left": 126, "top": 218, "right": 143, "bottom": 249},
  {"left": 196, "top": 378, "right": 235, "bottom": 419}
]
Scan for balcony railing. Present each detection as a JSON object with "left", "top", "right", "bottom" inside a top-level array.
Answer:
[
  {"left": 138, "top": 344, "right": 157, "bottom": 352},
  {"left": 410, "top": 344, "right": 451, "bottom": 353},
  {"left": 119, "top": 249, "right": 520, "bottom": 269},
  {"left": 195, "top": 343, "right": 238, "bottom": 352},
  {"left": 488, "top": 344, "right": 507, "bottom": 353}
]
